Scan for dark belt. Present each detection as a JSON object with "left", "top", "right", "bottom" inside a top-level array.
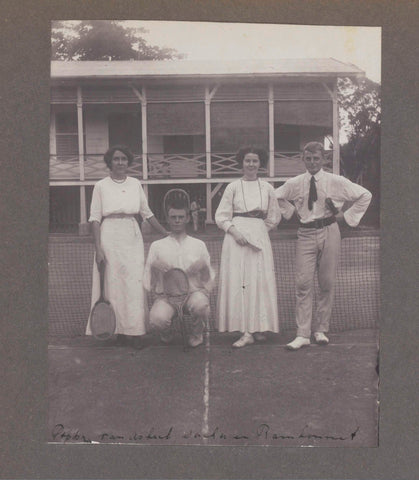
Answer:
[
  {"left": 233, "top": 210, "right": 267, "bottom": 220},
  {"left": 299, "top": 216, "right": 336, "bottom": 229},
  {"left": 103, "top": 214, "right": 135, "bottom": 219}
]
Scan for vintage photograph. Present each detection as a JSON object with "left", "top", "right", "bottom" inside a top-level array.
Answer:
[{"left": 48, "top": 20, "right": 380, "bottom": 446}]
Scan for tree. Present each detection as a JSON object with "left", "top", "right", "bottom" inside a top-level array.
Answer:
[
  {"left": 339, "top": 77, "right": 381, "bottom": 139},
  {"left": 51, "top": 21, "right": 185, "bottom": 61},
  {"left": 338, "top": 77, "right": 381, "bottom": 181},
  {"left": 338, "top": 77, "right": 381, "bottom": 224}
]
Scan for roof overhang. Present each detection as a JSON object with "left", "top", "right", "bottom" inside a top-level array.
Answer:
[{"left": 50, "top": 58, "right": 365, "bottom": 86}]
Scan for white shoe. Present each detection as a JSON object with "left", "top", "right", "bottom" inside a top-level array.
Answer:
[
  {"left": 314, "top": 332, "right": 329, "bottom": 345},
  {"left": 286, "top": 336, "right": 310, "bottom": 350},
  {"left": 232, "top": 333, "right": 255, "bottom": 348},
  {"left": 188, "top": 334, "right": 203, "bottom": 348},
  {"left": 160, "top": 328, "right": 174, "bottom": 344}
]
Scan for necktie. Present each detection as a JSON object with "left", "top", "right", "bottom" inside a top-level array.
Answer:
[{"left": 308, "top": 175, "right": 317, "bottom": 211}]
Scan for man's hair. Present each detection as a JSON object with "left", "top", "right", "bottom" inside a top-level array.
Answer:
[
  {"left": 302, "top": 141, "right": 325, "bottom": 157},
  {"left": 166, "top": 203, "right": 189, "bottom": 215}
]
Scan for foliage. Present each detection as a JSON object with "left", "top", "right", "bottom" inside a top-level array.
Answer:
[
  {"left": 338, "top": 77, "right": 381, "bottom": 185},
  {"left": 51, "top": 21, "right": 184, "bottom": 61},
  {"left": 338, "top": 77, "right": 381, "bottom": 139}
]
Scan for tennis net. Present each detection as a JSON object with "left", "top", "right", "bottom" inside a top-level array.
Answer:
[{"left": 48, "top": 231, "right": 379, "bottom": 338}]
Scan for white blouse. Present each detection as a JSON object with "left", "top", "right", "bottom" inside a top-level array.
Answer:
[
  {"left": 215, "top": 179, "right": 281, "bottom": 232},
  {"left": 143, "top": 235, "right": 215, "bottom": 294},
  {"left": 89, "top": 176, "right": 154, "bottom": 223}
]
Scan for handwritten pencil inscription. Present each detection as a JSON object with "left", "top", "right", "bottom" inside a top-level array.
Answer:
[{"left": 51, "top": 423, "right": 360, "bottom": 443}]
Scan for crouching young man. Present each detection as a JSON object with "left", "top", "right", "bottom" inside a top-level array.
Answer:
[{"left": 143, "top": 197, "right": 215, "bottom": 348}]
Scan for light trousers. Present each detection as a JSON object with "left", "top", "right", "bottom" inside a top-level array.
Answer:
[
  {"left": 149, "top": 290, "right": 209, "bottom": 339},
  {"left": 295, "top": 222, "right": 341, "bottom": 338}
]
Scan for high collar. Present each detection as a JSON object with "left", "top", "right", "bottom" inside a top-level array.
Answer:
[
  {"left": 169, "top": 233, "right": 189, "bottom": 244},
  {"left": 305, "top": 168, "right": 324, "bottom": 181}
]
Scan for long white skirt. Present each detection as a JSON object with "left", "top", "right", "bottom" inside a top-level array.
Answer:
[
  {"left": 216, "top": 217, "right": 279, "bottom": 333},
  {"left": 86, "top": 217, "right": 148, "bottom": 336}
]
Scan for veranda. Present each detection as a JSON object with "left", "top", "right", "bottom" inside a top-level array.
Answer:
[{"left": 49, "top": 58, "right": 364, "bottom": 233}]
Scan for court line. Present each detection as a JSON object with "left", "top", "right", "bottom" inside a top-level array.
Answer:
[{"left": 202, "top": 325, "right": 211, "bottom": 444}]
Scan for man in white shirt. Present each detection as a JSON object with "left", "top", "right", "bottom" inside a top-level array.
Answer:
[
  {"left": 275, "top": 142, "right": 372, "bottom": 350},
  {"left": 143, "top": 201, "right": 215, "bottom": 348}
]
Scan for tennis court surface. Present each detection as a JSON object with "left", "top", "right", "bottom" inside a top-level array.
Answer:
[{"left": 48, "top": 229, "right": 379, "bottom": 446}]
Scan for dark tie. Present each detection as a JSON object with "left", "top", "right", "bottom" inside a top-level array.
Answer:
[{"left": 308, "top": 175, "right": 317, "bottom": 211}]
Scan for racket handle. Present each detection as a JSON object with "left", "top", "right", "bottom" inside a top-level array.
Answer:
[
  {"left": 325, "top": 197, "right": 339, "bottom": 215},
  {"left": 98, "top": 260, "right": 106, "bottom": 301},
  {"left": 178, "top": 306, "right": 189, "bottom": 352}
]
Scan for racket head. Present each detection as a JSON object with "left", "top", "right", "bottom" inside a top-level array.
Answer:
[
  {"left": 162, "top": 268, "right": 190, "bottom": 308},
  {"left": 163, "top": 189, "right": 190, "bottom": 219},
  {"left": 90, "top": 300, "right": 116, "bottom": 340}
]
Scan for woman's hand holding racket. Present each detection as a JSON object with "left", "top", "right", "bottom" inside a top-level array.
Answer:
[
  {"left": 95, "top": 246, "right": 106, "bottom": 266},
  {"left": 229, "top": 226, "right": 249, "bottom": 246},
  {"left": 229, "top": 227, "right": 261, "bottom": 250}
]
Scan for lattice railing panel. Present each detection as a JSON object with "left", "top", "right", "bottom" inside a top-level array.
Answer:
[
  {"left": 50, "top": 154, "right": 143, "bottom": 181},
  {"left": 274, "top": 150, "right": 333, "bottom": 177},
  {"left": 148, "top": 153, "right": 206, "bottom": 179},
  {"left": 50, "top": 151, "right": 333, "bottom": 181},
  {"left": 211, "top": 153, "right": 268, "bottom": 177},
  {"left": 50, "top": 155, "right": 80, "bottom": 180}
]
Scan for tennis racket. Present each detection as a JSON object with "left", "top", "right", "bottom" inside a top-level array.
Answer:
[
  {"left": 325, "top": 197, "right": 339, "bottom": 215},
  {"left": 163, "top": 189, "right": 190, "bottom": 216},
  {"left": 162, "top": 268, "right": 190, "bottom": 351},
  {"left": 90, "top": 260, "right": 116, "bottom": 340}
]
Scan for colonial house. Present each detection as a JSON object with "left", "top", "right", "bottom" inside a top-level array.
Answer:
[{"left": 49, "top": 58, "right": 364, "bottom": 233}]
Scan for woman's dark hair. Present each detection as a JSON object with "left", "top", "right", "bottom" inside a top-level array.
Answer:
[
  {"left": 236, "top": 146, "right": 268, "bottom": 168},
  {"left": 103, "top": 145, "right": 134, "bottom": 169}
]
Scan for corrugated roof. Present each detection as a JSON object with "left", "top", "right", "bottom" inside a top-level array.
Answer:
[{"left": 51, "top": 58, "right": 364, "bottom": 79}]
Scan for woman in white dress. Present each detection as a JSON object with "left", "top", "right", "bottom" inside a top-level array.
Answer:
[
  {"left": 86, "top": 145, "right": 169, "bottom": 348},
  {"left": 215, "top": 146, "right": 281, "bottom": 348}
]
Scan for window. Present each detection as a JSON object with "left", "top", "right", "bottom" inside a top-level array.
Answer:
[
  {"left": 274, "top": 124, "right": 300, "bottom": 151},
  {"left": 108, "top": 113, "right": 141, "bottom": 154},
  {"left": 55, "top": 111, "right": 81, "bottom": 157},
  {"left": 163, "top": 135, "right": 205, "bottom": 154}
]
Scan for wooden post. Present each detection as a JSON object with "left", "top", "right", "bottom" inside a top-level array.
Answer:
[
  {"left": 50, "top": 108, "right": 56, "bottom": 156},
  {"left": 141, "top": 87, "right": 148, "bottom": 180},
  {"left": 268, "top": 84, "right": 275, "bottom": 177},
  {"left": 77, "top": 86, "right": 89, "bottom": 235},
  {"left": 332, "top": 80, "right": 340, "bottom": 175},
  {"left": 205, "top": 87, "right": 212, "bottom": 179},
  {"left": 206, "top": 183, "right": 212, "bottom": 224},
  {"left": 204, "top": 85, "right": 220, "bottom": 224}
]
